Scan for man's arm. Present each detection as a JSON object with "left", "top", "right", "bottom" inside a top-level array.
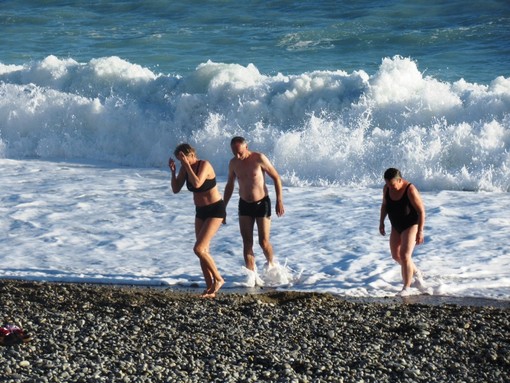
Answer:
[{"left": 259, "top": 154, "right": 285, "bottom": 217}]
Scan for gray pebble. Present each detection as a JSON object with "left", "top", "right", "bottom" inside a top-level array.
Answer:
[{"left": 0, "top": 280, "right": 509, "bottom": 383}]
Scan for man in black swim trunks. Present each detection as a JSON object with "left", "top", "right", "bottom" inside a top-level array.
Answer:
[{"left": 224, "top": 137, "right": 285, "bottom": 274}]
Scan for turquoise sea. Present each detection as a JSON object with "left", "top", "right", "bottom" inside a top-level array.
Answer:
[{"left": 2, "top": 0, "right": 508, "bottom": 82}]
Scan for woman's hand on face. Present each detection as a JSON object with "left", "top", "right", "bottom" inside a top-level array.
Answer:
[{"left": 177, "top": 151, "right": 189, "bottom": 165}]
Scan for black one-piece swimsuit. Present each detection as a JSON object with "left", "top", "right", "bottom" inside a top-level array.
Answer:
[{"left": 385, "top": 184, "right": 419, "bottom": 234}]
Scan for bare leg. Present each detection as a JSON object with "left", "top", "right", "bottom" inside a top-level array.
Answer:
[
  {"left": 399, "top": 225, "right": 419, "bottom": 288},
  {"left": 389, "top": 228, "right": 402, "bottom": 266},
  {"left": 199, "top": 259, "right": 213, "bottom": 293},
  {"left": 256, "top": 216, "right": 274, "bottom": 266},
  {"left": 390, "top": 226, "right": 419, "bottom": 288},
  {"left": 195, "top": 219, "right": 213, "bottom": 292},
  {"left": 239, "top": 215, "right": 256, "bottom": 271},
  {"left": 194, "top": 217, "right": 224, "bottom": 297}
]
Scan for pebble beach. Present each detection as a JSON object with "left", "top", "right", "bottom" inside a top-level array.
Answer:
[{"left": 1, "top": 280, "right": 509, "bottom": 382}]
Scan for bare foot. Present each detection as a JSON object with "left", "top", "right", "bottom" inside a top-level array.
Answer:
[
  {"left": 201, "top": 278, "right": 225, "bottom": 298},
  {"left": 211, "top": 278, "right": 224, "bottom": 294}
]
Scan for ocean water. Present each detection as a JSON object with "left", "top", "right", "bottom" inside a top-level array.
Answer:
[{"left": 0, "top": 1, "right": 509, "bottom": 300}]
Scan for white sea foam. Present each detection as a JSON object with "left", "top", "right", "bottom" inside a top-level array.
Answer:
[{"left": 0, "top": 159, "right": 509, "bottom": 301}]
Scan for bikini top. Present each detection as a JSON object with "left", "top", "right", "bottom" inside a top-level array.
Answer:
[{"left": 186, "top": 160, "right": 217, "bottom": 193}]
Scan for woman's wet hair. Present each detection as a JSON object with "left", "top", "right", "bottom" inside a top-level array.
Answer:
[
  {"left": 174, "top": 143, "right": 195, "bottom": 157},
  {"left": 384, "top": 168, "right": 402, "bottom": 180}
]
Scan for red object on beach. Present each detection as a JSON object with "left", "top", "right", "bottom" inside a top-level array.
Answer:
[{"left": 0, "top": 324, "right": 31, "bottom": 346}]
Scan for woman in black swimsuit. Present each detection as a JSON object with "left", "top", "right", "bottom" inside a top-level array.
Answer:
[
  {"left": 379, "top": 168, "right": 427, "bottom": 297},
  {"left": 169, "top": 143, "right": 225, "bottom": 298}
]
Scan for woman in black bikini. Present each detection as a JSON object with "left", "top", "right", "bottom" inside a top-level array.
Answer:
[
  {"left": 169, "top": 143, "right": 225, "bottom": 298},
  {"left": 379, "top": 168, "right": 427, "bottom": 297}
]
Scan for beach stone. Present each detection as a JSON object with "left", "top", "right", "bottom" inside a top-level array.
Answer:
[{"left": 0, "top": 280, "right": 509, "bottom": 383}]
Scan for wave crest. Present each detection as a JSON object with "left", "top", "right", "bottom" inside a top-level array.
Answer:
[{"left": 0, "top": 55, "right": 508, "bottom": 191}]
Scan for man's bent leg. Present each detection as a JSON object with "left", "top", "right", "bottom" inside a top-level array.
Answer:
[
  {"left": 256, "top": 217, "right": 274, "bottom": 266},
  {"left": 239, "top": 216, "right": 256, "bottom": 270}
]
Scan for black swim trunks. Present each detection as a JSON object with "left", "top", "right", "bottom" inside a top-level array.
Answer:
[
  {"left": 195, "top": 199, "right": 226, "bottom": 221},
  {"left": 238, "top": 196, "right": 271, "bottom": 218}
]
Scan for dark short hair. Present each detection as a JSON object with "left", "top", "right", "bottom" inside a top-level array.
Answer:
[
  {"left": 174, "top": 143, "right": 195, "bottom": 157},
  {"left": 230, "top": 136, "right": 247, "bottom": 146},
  {"left": 384, "top": 168, "right": 402, "bottom": 180}
]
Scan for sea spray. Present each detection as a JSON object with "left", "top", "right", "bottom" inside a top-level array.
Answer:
[
  {"left": 262, "top": 260, "right": 303, "bottom": 287},
  {"left": 1, "top": 55, "right": 509, "bottom": 191},
  {"left": 239, "top": 262, "right": 302, "bottom": 288}
]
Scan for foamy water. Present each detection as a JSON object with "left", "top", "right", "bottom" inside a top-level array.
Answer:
[{"left": 1, "top": 159, "right": 509, "bottom": 301}]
